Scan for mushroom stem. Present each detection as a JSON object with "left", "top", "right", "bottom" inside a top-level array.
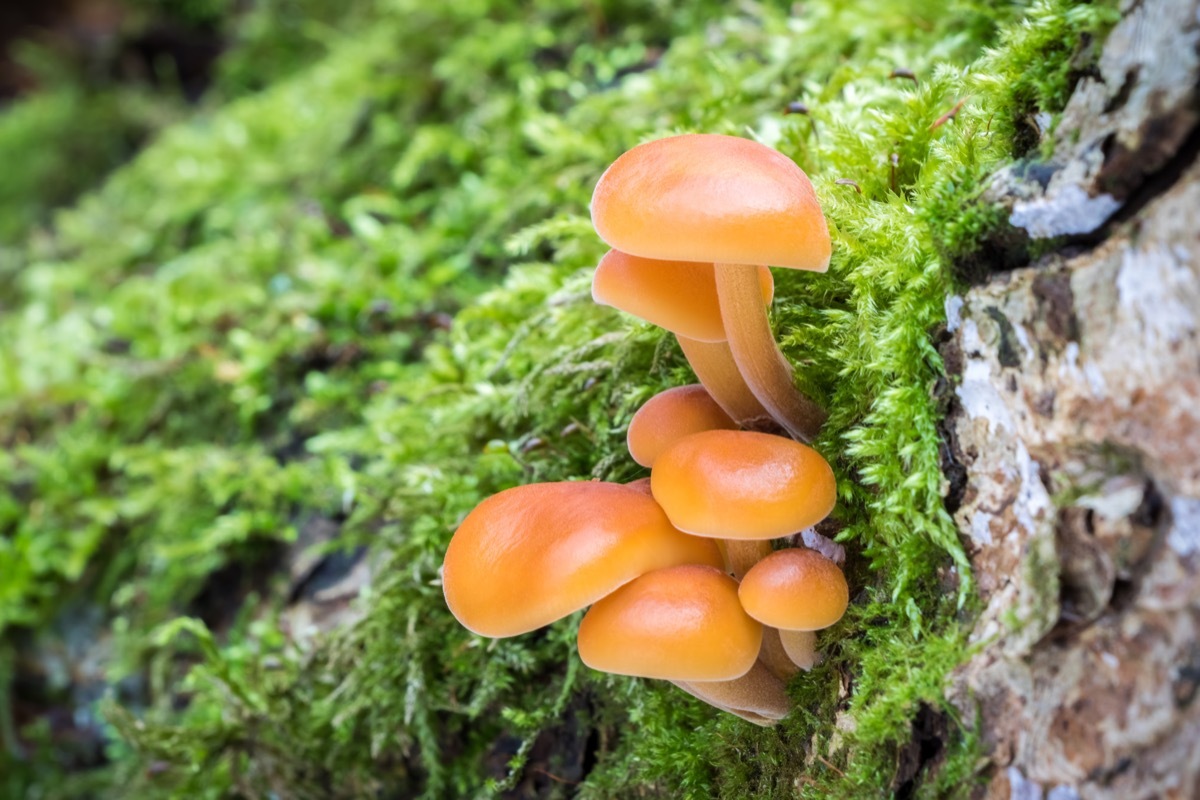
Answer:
[
  {"left": 778, "top": 629, "right": 819, "bottom": 670},
  {"left": 724, "top": 540, "right": 772, "bottom": 582},
  {"left": 714, "top": 263, "right": 826, "bottom": 442},
  {"left": 675, "top": 335, "right": 771, "bottom": 426},
  {"left": 758, "top": 627, "right": 801, "bottom": 681},
  {"left": 672, "top": 659, "right": 790, "bottom": 725}
]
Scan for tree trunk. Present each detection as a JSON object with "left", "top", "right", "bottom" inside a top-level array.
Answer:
[{"left": 943, "top": 1, "right": 1200, "bottom": 795}]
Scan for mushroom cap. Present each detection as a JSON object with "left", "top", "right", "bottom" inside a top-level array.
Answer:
[
  {"left": 627, "top": 384, "right": 737, "bottom": 468},
  {"left": 591, "top": 134, "right": 831, "bottom": 271},
  {"left": 592, "top": 249, "right": 773, "bottom": 342},
  {"left": 443, "top": 482, "right": 723, "bottom": 637},
  {"left": 739, "top": 548, "right": 849, "bottom": 631},
  {"left": 577, "top": 564, "right": 762, "bottom": 681},
  {"left": 651, "top": 429, "right": 836, "bottom": 539}
]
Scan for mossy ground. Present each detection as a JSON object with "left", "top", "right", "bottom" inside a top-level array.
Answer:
[{"left": 1, "top": 1, "right": 1116, "bottom": 797}]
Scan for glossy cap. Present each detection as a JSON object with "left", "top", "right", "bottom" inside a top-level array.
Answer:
[
  {"left": 591, "top": 134, "right": 831, "bottom": 270},
  {"left": 443, "top": 482, "right": 723, "bottom": 637},
  {"left": 739, "top": 548, "right": 849, "bottom": 631},
  {"left": 593, "top": 250, "right": 773, "bottom": 342},
  {"left": 627, "top": 385, "right": 737, "bottom": 468},
  {"left": 651, "top": 430, "right": 836, "bottom": 539},
  {"left": 577, "top": 564, "right": 762, "bottom": 681}
]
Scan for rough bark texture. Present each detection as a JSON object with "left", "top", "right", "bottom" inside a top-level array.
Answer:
[{"left": 944, "top": 1, "right": 1200, "bottom": 797}]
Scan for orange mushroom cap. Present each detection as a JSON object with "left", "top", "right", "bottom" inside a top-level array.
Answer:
[
  {"left": 443, "top": 482, "right": 723, "bottom": 637},
  {"left": 627, "top": 384, "right": 737, "bottom": 469},
  {"left": 651, "top": 429, "right": 836, "bottom": 539},
  {"left": 592, "top": 250, "right": 773, "bottom": 343},
  {"left": 577, "top": 564, "right": 762, "bottom": 681},
  {"left": 739, "top": 548, "right": 849, "bottom": 631},
  {"left": 591, "top": 134, "right": 831, "bottom": 271}
]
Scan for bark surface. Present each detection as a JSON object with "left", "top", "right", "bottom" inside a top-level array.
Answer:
[{"left": 944, "top": 1, "right": 1200, "bottom": 796}]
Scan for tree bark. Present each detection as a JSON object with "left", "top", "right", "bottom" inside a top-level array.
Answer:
[{"left": 943, "top": 1, "right": 1200, "bottom": 796}]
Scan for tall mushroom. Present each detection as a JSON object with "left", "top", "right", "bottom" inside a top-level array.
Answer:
[{"left": 591, "top": 134, "right": 831, "bottom": 442}]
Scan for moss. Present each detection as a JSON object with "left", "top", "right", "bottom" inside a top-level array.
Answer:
[{"left": 1, "top": 1, "right": 1120, "bottom": 797}]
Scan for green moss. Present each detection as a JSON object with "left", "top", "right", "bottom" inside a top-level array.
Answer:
[
  {"left": 0, "top": 88, "right": 162, "bottom": 246},
  {"left": 1, "top": 1, "right": 1120, "bottom": 797}
]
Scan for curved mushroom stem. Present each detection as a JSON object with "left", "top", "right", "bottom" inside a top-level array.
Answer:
[
  {"left": 714, "top": 263, "right": 826, "bottom": 443},
  {"left": 758, "top": 627, "right": 801, "bottom": 682},
  {"left": 671, "top": 659, "right": 790, "bottom": 725},
  {"left": 778, "top": 629, "right": 819, "bottom": 670},
  {"left": 676, "top": 335, "right": 771, "bottom": 426},
  {"left": 724, "top": 540, "right": 772, "bottom": 582}
]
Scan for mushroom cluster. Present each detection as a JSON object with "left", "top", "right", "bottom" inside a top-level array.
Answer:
[{"left": 442, "top": 134, "right": 848, "bottom": 725}]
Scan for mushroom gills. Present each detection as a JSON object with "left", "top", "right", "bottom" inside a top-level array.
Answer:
[{"left": 672, "top": 659, "right": 790, "bottom": 726}]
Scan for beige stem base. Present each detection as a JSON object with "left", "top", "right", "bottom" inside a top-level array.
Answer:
[{"left": 714, "top": 263, "right": 826, "bottom": 443}]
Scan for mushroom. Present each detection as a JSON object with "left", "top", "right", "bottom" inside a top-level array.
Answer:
[
  {"left": 443, "top": 481, "right": 723, "bottom": 637},
  {"left": 577, "top": 564, "right": 788, "bottom": 724},
  {"left": 738, "top": 548, "right": 849, "bottom": 669},
  {"left": 591, "top": 134, "right": 831, "bottom": 442},
  {"left": 626, "top": 384, "right": 737, "bottom": 469},
  {"left": 593, "top": 249, "right": 773, "bottom": 424},
  {"left": 649, "top": 429, "right": 836, "bottom": 580},
  {"left": 577, "top": 564, "right": 761, "bottom": 680},
  {"left": 593, "top": 249, "right": 774, "bottom": 344}
]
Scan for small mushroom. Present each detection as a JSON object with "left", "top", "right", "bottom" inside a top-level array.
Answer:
[
  {"left": 592, "top": 134, "right": 831, "bottom": 442},
  {"left": 627, "top": 385, "right": 737, "bottom": 469},
  {"left": 443, "top": 482, "right": 723, "bottom": 637},
  {"left": 650, "top": 429, "right": 836, "bottom": 579},
  {"left": 577, "top": 564, "right": 761, "bottom": 681},
  {"left": 738, "top": 548, "right": 849, "bottom": 669},
  {"left": 577, "top": 564, "right": 788, "bottom": 724}
]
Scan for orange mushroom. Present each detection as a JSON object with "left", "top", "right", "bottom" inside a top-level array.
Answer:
[
  {"left": 577, "top": 564, "right": 788, "bottom": 724},
  {"left": 577, "top": 564, "right": 761, "bottom": 681},
  {"left": 650, "top": 429, "right": 836, "bottom": 578},
  {"left": 626, "top": 384, "right": 737, "bottom": 469},
  {"left": 443, "top": 482, "right": 722, "bottom": 637},
  {"left": 739, "top": 548, "right": 849, "bottom": 668},
  {"left": 591, "top": 134, "right": 831, "bottom": 442}
]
